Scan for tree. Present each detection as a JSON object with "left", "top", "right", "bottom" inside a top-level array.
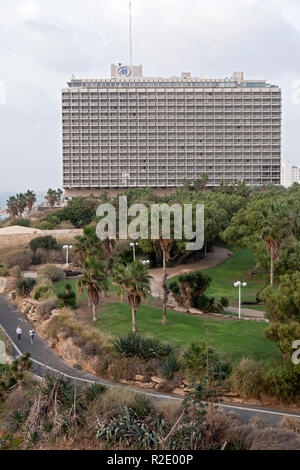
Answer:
[
  {"left": 112, "top": 261, "right": 151, "bottom": 333},
  {"left": 75, "top": 226, "right": 103, "bottom": 266},
  {"left": 45, "top": 189, "right": 57, "bottom": 210},
  {"left": 169, "top": 271, "right": 211, "bottom": 312},
  {"left": 6, "top": 196, "right": 18, "bottom": 218},
  {"left": 24, "top": 190, "right": 36, "bottom": 214},
  {"left": 77, "top": 258, "right": 106, "bottom": 322},
  {"left": 15, "top": 193, "right": 27, "bottom": 217},
  {"left": 261, "top": 204, "right": 291, "bottom": 287},
  {"left": 264, "top": 272, "right": 300, "bottom": 361},
  {"left": 59, "top": 197, "right": 99, "bottom": 228},
  {"left": 56, "top": 189, "right": 63, "bottom": 206},
  {"left": 29, "top": 235, "right": 58, "bottom": 253}
]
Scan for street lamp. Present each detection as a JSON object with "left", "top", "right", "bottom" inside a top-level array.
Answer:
[
  {"left": 234, "top": 281, "right": 247, "bottom": 320},
  {"left": 141, "top": 260, "right": 150, "bottom": 267},
  {"left": 63, "top": 244, "right": 73, "bottom": 268},
  {"left": 130, "top": 242, "right": 139, "bottom": 261}
]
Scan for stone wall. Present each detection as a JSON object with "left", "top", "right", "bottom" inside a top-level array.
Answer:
[{"left": 0, "top": 229, "right": 83, "bottom": 249}]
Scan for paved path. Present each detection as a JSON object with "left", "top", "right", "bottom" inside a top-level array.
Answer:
[
  {"left": 0, "top": 295, "right": 299, "bottom": 426},
  {"left": 149, "top": 247, "right": 265, "bottom": 318}
]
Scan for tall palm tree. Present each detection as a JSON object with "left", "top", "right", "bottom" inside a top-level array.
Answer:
[
  {"left": 15, "top": 193, "right": 26, "bottom": 217},
  {"left": 77, "top": 258, "right": 106, "bottom": 322},
  {"left": 112, "top": 261, "right": 151, "bottom": 333},
  {"left": 158, "top": 238, "right": 174, "bottom": 327},
  {"left": 75, "top": 226, "right": 103, "bottom": 266},
  {"left": 6, "top": 196, "right": 18, "bottom": 218},
  {"left": 45, "top": 189, "right": 57, "bottom": 210},
  {"left": 24, "top": 190, "right": 36, "bottom": 214},
  {"left": 56, "top": 188, "right": 63, "bottom": 206},
  {"left": 261, "top": 204, "right": 290, "bottom": 287}
]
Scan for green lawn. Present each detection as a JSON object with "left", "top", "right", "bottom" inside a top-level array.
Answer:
[
  {"left": 95, "top": 301, "right": 280, "bottom": 363},
  {"left": 169, "top": 248, "right": 265, "bottom": 310}
]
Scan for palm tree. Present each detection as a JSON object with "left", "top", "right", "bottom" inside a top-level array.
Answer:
[
  {"left": 45, "top": 189, "right": 57, "bottom": 210},
  {"left": 6, "top": 196, "right": 18, "bottom": 218},
  {"left": 15, "top": 193, "right": 26, "bottom": 217},
  {"left": 77, "top": 258, "right": 106, "bottom": 322},
  {"left": 112, "top": 261, "right": 151, "bottom": 333},
  {"left": 200, "top": 173, "right": 209, "bottom": 191},
  {"left": 158, "top": 238, "right": 174, "bottom": 327},
  {"left": 24, "top": 190, "right": 36, "bottom": 214},
  {"left": 75, "top": 226, "right": 103, "bottom": 266},
  {"left": 56, "top": 188, "right": 63, "bottom": 206},
  {"left": 261, "top": 204, "right": 290, "bottom": 287}
]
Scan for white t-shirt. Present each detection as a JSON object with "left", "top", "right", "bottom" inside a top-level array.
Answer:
[{"left": 16, "top": 327, "right": 22, "bottom": 335}]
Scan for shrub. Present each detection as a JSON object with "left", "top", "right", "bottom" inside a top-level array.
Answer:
[
  {"left": 9, "top": 218, "right": 31, "bottom": 227},
  {"left": 1, "top": 249, "right": 33, "bottom": 270},
  {"left": 36, "top": 298, "right": 58, "bottom": 320},
  {"left": 32, "top": 248, "right": 47, "bottom": 265},
  {"left": 33, "top": 279, "right": 56, "bottom": 301},
  {"left": 9, "top": 265, "right": 21, "bottom": 279},
  {"left": 29, "top": 236, "right": 59, "bottom": 253},
  {"left": 228, "top": 358, "right": 267, "bottom": 399},
  {"left": 0, "top": 263, "right": 10, "bottom": 276},
  {"left": 267, "top": 363, "right": 300, "bottom": 403},
  {"left": 57, "top": 283, "right": 76, "bottom": 309},
  {"left": 159, "top": 354, "right": 181, "bottom": 380},
  {"left": 113, "top": 333, "right": 171, "bottom": 361},
  {"left": 16, "top": 278, "right": 37, "bottom": 297},
  {"left": 220, "top": 297, "right": 230, "bottom": 308},
  {"left": 37, "top": 264, "right": 64, "bottom": 282}
]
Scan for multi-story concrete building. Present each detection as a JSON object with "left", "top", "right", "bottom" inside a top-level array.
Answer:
[
  {"left": 281, "top": 161, "right": 300, "bottom": 187},
  {"left": 62, "top": 65, "right": 282, "bottom": 196}
]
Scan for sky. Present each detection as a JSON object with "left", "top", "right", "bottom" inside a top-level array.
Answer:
[{"left": 0, "top": 0, "right": 300, "bottom": 192}]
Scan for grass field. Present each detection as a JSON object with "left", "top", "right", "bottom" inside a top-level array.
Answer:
[
  {"left": 169, "top": 248, "right": 266, "bottom": 310},
  {"left": 95, "top": 301, "right": 280, "bottom": 362}
]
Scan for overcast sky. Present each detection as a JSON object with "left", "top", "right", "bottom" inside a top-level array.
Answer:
[{"left": 0, "top": 0, "right": 300, "bottom": 192}]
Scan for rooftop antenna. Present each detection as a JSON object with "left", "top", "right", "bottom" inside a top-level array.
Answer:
[{"left": 129, "top": 0, "right": 133, "bottom": 65}]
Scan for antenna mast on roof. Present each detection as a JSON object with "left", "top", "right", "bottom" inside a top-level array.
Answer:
[{"left": 129, "top": 0, "right": 133, "bottom": 65}]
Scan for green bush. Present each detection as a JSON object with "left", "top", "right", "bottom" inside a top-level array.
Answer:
[
  {"left": 29, "top": 236, "right": 59, "bottom": 253},
  {"left": 228, "top": 358, "right": 268, "bottom": 399},
  {"left": 113, "top": 333, "right": 172, "bottom": 361},
  {"left": 267, "top": 363, "right": 300, "bottom": 403},
  {"left": 220, "top": 297, "right": 230, "bottom": 308},
  {"left": 0, "top": 263, "right": 10, "bottom": 276},
  {"left": 33, "top": 279, "right": 56, "bottom": 301},
  {"left": 159, "top": 354, "right": 181, "bottom": 380},
  {"left": 37, "top": 264, "right": 64, "bottom": 282},
  {"left": 57, "top": 283, "right": 76, "bottom": 309},
  {"left": 9, "top": 218, "right": 31, "bottom": 227},
  {"left": 16, "top": 278, "right": 37, "bottom": 297}
]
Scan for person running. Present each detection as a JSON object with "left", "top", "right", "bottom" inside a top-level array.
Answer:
[
  {"left": 29, "top": 328, "right": 35, "bottom": 345},
  {"left": 16, "top": 326, "right": 22, "bottom": 343}
]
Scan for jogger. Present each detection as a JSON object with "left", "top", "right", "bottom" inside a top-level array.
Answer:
[
  {"left": 29, "top": 328, "right": 35, "bottom": 344},
  {"left": 16, "top": 326, "right": 22, "bottom": 343}
]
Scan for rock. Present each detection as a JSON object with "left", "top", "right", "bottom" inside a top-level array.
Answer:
[
  {"left": 151, "top": 376, "right": 165, "bottom": 384},
  {"left": 225, "top": 392, "right": 239, "bottom": 398},
  {"left": 134, "top": 374, "right": 145, "bottom": 382},
  {"left": 119, "top": 379, "right": 133, "bottom": 385},
  {"left": 138, "top": 382, "right": 155, "bottom": 389},
  {"left": 172, "top": 388, "right": 186, "bottom": 397},
  {"left": 183, "top": 379, "right": 191, "bottom": 387}
]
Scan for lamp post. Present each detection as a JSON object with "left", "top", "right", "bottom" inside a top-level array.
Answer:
[
  {"left": 234, "top": 281, "right": 247, "bottom": 320},
  {"left": 63, "top": 244, "right": 73, "bottom": 268},
  {"left": 130, "top": 242, "right": 139, "bottom": 262},
  {"left": 141, "top": 260, "right": 150, "bottom": 267}
]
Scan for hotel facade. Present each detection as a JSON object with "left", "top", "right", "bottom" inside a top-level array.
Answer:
[{"left": 62, "top": 65, "right": 281, "bottom": 196}]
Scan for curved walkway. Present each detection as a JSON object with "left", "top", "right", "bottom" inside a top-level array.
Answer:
[
  {"left": 149, "top": 247, "right": 265, "bottom": 318},
  {"left": 0, "top": 295, "right": 298, "bottom": 425}
]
